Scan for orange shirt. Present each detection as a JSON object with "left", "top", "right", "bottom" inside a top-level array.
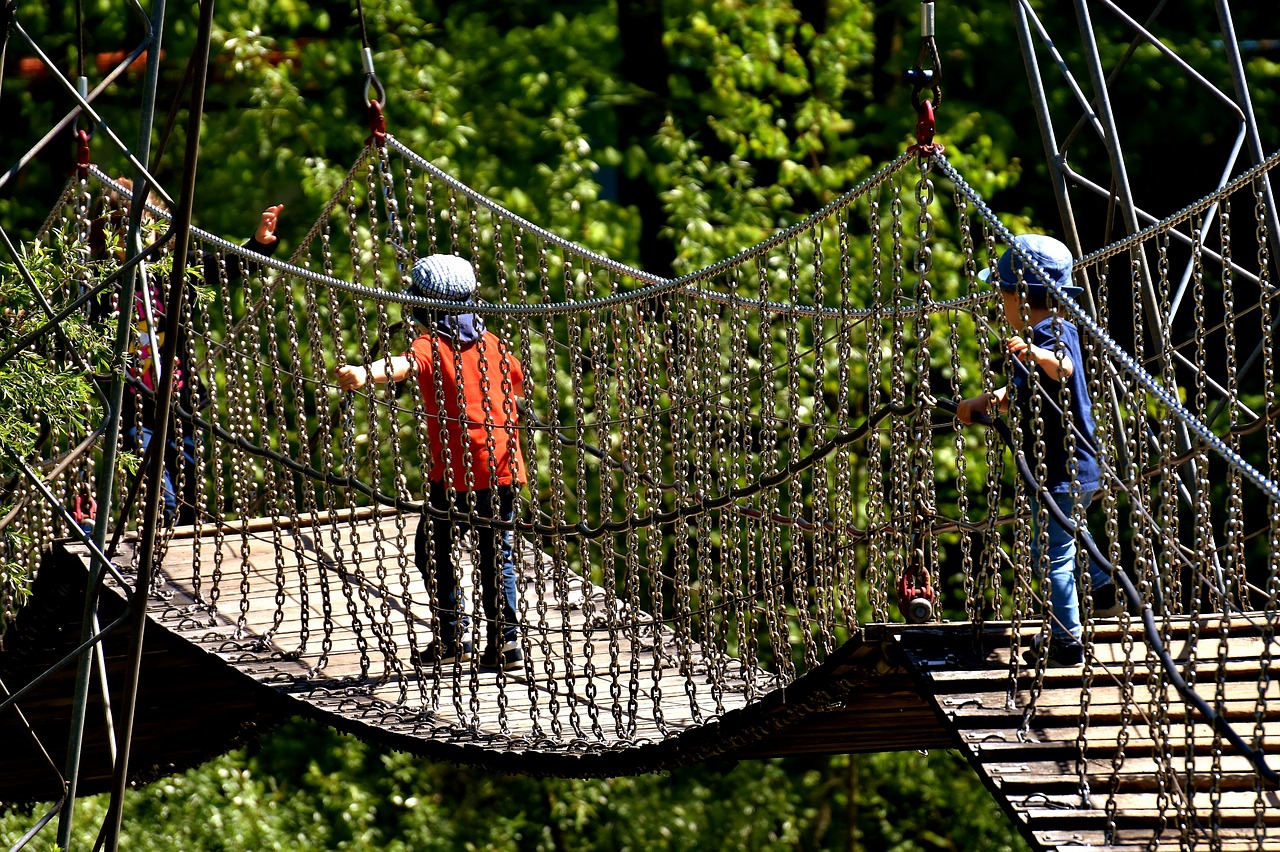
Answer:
[{"left": 409, "top": 331, "right": 527, "bottom": 490}]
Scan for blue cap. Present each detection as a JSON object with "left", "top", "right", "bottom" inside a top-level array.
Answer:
[
  {"left": 979, "top": 234, "right": 1082, "bottom": 298},
  {"left": 409, "top": 254, "right": 478, "bottom": 302}
]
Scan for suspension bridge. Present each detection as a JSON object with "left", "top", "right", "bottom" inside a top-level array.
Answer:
[
  {"left": 1, "top": 135, "right": 1278, "bottom": 850},
  {"left": 3, "top": 1, "right": 1280, "bottom": 850}
]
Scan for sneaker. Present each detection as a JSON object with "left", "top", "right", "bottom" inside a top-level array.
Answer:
[
  {"left": 410, "top": 639, "right": 473, "bottom": 667},
  {"left": 1024, "top": 634, "right": 1084, "bottom": 668},
  {"left": 480, "top": 640, "right": 524, "bottom": 671},
  {"left": 1091, "top": 583, "right": 1126, "bottom": 618}
]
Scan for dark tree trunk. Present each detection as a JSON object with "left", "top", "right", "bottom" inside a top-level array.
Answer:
[
  {"left": 794, "top": 0, "right": 830, "bottom": 33},
  {"left": 616, "top": 0, "right": 676, "bottom": 278}
]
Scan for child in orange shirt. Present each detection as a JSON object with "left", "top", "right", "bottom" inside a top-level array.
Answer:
[{"left": 337, "top": 254, "right": 527, "bottom": 670}]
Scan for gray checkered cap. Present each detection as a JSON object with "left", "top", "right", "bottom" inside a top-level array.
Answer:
[{"left": 409, "top": 254, "right": 478, "bottom": 302}]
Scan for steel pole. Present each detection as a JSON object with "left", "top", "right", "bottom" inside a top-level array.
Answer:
[
  {"left": 100, "top": 0, "right": 215, "bottom": 845},
  {"left": 57, "top": 0, "right": 166, "bottom": 845},
  {"left": 1214, "top": 0, "right": 1280, "bottom": 277}
]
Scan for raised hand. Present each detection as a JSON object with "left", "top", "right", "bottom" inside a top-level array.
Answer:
[{"left": 255, "top": 203, "right": 285, "bottom": 245}]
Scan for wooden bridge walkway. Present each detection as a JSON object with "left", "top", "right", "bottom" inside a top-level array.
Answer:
[
  {"left": 898, "top": 623, "right": 1280, "bottom": 850},
  {"left": 3, "top": 514, "right": 1278, "bottom": 851}
]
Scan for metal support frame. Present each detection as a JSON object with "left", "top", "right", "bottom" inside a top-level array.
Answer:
[
  {"left": 1013, "top": 0, "right": 1277, "bottom": 290},
  {"left": 1214, "top": 0, "right": 1280, "bottom": 267},
  {"left": 101, "top": 0, "right": 215, "bottom": 845},
  {"left": 1009, "top": 0, "right": 1278, "bottom": 607},
  {"left": 45, "top": 0, "right": 169, "bottom": 847}
]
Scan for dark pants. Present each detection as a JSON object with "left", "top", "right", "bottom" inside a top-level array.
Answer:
[
  {"left": 415, "top": 481, "right": 520, "bottom": 645},
  {"left": 125, "top": 423, "right": 198, "bottom": 527}
]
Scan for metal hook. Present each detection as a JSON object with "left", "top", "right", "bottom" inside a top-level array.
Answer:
[
  {"left": 75, "top": 129, "right": 91, "bottom": 179},
  {"left": 365, "top": 98, "right": 387, "bottom": 147}
]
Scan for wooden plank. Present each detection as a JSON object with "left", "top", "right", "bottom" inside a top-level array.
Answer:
[
  {"left": 894, "top": 621, "right": 1280, "bottom": 851},
  {"left": 1037, "top": 831, "right": 1280, "bottom": 852},
  {"left": 1007, "top": 791, "right": 1280, "bottom": 817},
  {"left": 946, "top": 699, "right": 1280, "bottom": 726},
  {"left": 957, "top": 721, "right": 1280, "bottom": 752},
  {"left": 1020, "top": 805, "right": 1280, "bottom": 828},
  {"left": 938, "top": 680, "right": 1280, "bottom": 715}
]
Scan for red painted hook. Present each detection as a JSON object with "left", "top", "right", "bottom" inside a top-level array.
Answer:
[
  {"left": 73, "top": 492, "right": 97, "bottom": 527},
  {"left": 75, "top": 129, "right": 92, "bottom": 179},
  {"left": 907, "top": 99, "right": 943, "bottom": 156},
  {"left": 366, "top": 99, "right": 387, "bottom": 147},
  {"left": 897, "top": 549, "right": 936, "bottom": 624}
]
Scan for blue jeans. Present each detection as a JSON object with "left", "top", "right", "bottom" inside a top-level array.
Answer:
[
  {"left": 124, "top": 423, "right": 198, "bottom": 526},
  {"left": 416, "top": 482, "right": 520, "bottom": 645},
  {"left": 1031, "top": 489, "right": 1110, "bottom": 643}
]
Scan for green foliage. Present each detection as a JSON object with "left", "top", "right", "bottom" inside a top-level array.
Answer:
[
  {"left": 0, "top": 720, "right": 1028, "bottom": 851},
  {"left": 0, "top": 233, "right": 119, "bottom": 624},
  {"left": 0, "top": 237, "right": 111, "bottom": 459}
]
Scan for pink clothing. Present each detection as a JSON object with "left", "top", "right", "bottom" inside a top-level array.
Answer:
[{"left": 409, "top": 331, "right": 527, "bottom": 490}]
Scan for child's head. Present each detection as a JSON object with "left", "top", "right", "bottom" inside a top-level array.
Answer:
[
  {"left": 90, "top": 177, "right": 167, "bottom": 260},
  {"left": 406, "top": 254, "right": 478, "bottom": 327},
  {"left": 982, "top": 234, "right": 1079, "bottom": 323}
]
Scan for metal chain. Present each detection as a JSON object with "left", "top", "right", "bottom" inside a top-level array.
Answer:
[
  {"left": 1154, "top": 233, "right": 1183, "bottom": 621},
  {"left": 1127, "top": 236, "right": 1174, "bottom": 841},
  {"left": 1222, "top": 198, "right": 1248, "bottom": 611},
  {"left": 22, "top": 136, "right": 1280, "bottom": 793},
  {"left": 597, "top": 270, "right": 630, "bottom": 732},
  {"left": 565, "top": 259, "right": 605, "bottom": 737},
  {"left": 784, "top": 236, "right": 818, "bottom": 669},
  {"left": 912, "top": 156, "right": 938, "bottom": 623},
  {"left": 329, "top": 180, "right": 371, "bottom": 673},
  {"left": 979, "top": 221, "right": 1008, "bottom": 629},
  {"left": 511, "top": 231, "right": 544, "bottom": 734},
  {"left": 1253, "top": 175, "right": 1277, "bottom": 851},
  {"left": 952, "top": 189, "right": 978, "bottom": 624},
  {"left": 539, "top": 247, "right": 573, "bottom": 738},
  {"left": 284, "top": 270, "right": 317, "bottom": 657},
  {"left": 638, "top": 286, "right": 671, "bottom": 723},
  {"left": 833, "top": 214, "right": 859, "bottom": 637},
  {"left": 888, "top": 178, "right": 911, "bottom": 624},
  {"left": 1017, "top": 259, "right": 1052, "bottom": 735},
  {"left": 864, "top": 188, "right": 889, "bottom": 621},
  {"left": 754, "top": 255, "right": 793, "bottom": 683},
  {"left": 727, "top": 269, "right": 761, "bottom": 694},
  {"left": 258, "top": 264, "right": 293, "bottom": 645},
  {"left": 809, "top": 223, "right": 836, "bottom": 657}
]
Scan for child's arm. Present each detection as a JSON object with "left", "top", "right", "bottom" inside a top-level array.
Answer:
[
  {"left": 956, "top": 386, "right": 1009, "bottom": 425},
  {"left": 1007, "top": 335, "right": 1074, "bottom": 381},
  {"left": 336, "top": 356, "right": 413, "bottom": 390}
]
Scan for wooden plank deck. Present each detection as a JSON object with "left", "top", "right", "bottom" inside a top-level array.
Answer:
[
  {"left": 0, "top": 517, "right": 957, "bottom": 800},
  {"left": 134, "top": 508, "right": 779, "bottom": 759},
  {"left": 896, "top": 621, "right": 1280, "bottom": 851},
  {"left": 0, "top": 542, "right": 296, "bottom": 803}
]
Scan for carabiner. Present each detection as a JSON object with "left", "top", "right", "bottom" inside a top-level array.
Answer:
[{"left": 907, "top": 99, "right": 944, "bottom": 156}]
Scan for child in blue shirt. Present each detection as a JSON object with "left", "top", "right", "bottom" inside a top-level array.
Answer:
[{"left": 957, "top": 235, "right": 1122, "bottom": 666}]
